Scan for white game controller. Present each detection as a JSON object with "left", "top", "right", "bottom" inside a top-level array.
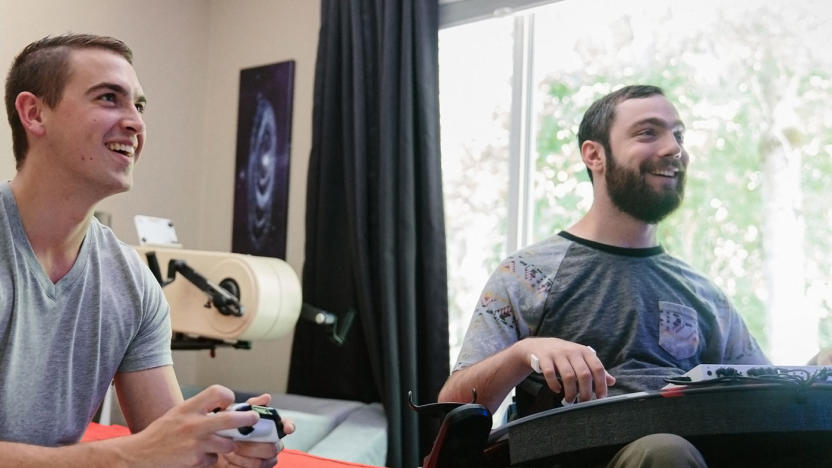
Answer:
[{"left": 215, "top": 403, "right": 285, "bottom": 443}]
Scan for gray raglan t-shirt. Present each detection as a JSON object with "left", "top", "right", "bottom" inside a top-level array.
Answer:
[
  {"left": 453, "top": 231, "right": 769, "bottom": 395},
  {"left": 0, "top": 181, "right": 172, "bottom": 446}
]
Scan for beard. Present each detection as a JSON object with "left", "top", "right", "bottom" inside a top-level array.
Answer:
[{"left": 605, "top": 152, "right": 686, "bottom": 224}]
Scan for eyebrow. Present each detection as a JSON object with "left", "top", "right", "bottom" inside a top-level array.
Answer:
[
  {"left": 86, "top": 82, "right": 147, "bottom": 107},
  {"left": 630, "top": 117, "right": 686, "bottom": 133}
]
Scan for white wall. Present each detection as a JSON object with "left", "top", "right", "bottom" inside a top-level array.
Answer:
[
  {"left": 0, "top": 0, "right": 320, "bottom": 394},
  {"left": 192, "top": 0, "right": 319, "bottom": 393}
]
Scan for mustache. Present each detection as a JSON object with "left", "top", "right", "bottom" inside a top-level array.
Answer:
[{"left": 642, "top": 159, "right": 685, "bottom": 174}]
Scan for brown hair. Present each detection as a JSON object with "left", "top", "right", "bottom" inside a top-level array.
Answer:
[
  {"left": 4, "top": 34, "right": 133, "bottom": 168},
  {"left": 578, "top": 85, "right": 665, "bottom": 182}
]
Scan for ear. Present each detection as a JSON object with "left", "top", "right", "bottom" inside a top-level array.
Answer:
[
  {"left": 14, "top": 91, "right": 47, "bottom": 138},
  {"left": 581, "top": 140, "right": 605, "bottom": 178}
]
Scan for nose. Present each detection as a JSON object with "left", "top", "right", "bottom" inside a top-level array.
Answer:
[
  {"left": 120, "top": 106, "right": 146, "bottom": 136},
  {"left": 660, "top": 131, "right": 683, "bottom": 160}
]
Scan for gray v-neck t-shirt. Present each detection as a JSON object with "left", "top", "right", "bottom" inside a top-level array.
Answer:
[{"left": 0, "top": 181, "right": 172, "bottom": 446}]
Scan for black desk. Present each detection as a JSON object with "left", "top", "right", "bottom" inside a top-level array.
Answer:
[{"left": 486, "top": 384, "right": 832, "bottom": 467}]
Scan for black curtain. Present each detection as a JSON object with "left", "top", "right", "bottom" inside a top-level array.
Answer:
[{"left": 288, "top": 1, "right": 449, "bottom": 466}]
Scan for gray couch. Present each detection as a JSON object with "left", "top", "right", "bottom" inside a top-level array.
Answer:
[
  {"left": 268, "top": 393, "right": 386, "bottom": 464},
  {"left": 103, "top": 385, "right": 387, "bottom": 466}
]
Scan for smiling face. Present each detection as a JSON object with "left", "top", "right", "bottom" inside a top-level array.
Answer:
[
  {"left": 40, "top": 47, "right": 146, "bottom": 197},
  {"left": 603, "top": 95, "right": 688, "bottom": 224}
]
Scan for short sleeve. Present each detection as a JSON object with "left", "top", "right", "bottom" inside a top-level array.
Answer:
[
  {"left": 118, "top": 254, "right": 173, "bottom": 372},
  {"left": 714, "top": 292, "right": 770, "bottom": 365}
]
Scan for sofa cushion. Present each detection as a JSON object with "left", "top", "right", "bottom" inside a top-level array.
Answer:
[
  {"left": 269, "top": 393, "right": 365, "bottom": 452},
  {"left": 308, "top": 402, "right": 387, "bottom": 466}
]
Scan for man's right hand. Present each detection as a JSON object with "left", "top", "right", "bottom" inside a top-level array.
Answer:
[
  {"left": 518, "top": 337, "right": 616, "bottom": 404},
  {"left": 438, "top": 336, "right": 617, "bottom": 413},
  {"left": 122, "top": 384, "right": 261, "bottom": 467}
]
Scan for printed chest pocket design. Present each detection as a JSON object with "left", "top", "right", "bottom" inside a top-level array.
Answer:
[{"left": 658, "top": 301, "right": 700, "bottom": 360}]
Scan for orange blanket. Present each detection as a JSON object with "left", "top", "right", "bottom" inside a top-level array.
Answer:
[{"left": 82, "top": 423, "right": 383, "bottom": 468}]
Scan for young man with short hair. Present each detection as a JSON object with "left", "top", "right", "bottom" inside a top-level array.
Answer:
[{"left": 1, "top": 33, "right": 292, "bottom": 467}]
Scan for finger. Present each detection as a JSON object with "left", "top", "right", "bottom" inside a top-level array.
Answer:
[
  {"left": 197, "top": 453, "right": 219, "bottom": 467},
  {"left": 221, "top": 457, "right": 247, "bottom": 468},
  {"left": 183, "top": 384, "right": 236, "bottom": 414},
  {"left": 222, "top": 451, "right": 262, "bottom": 468},
  {"left": 233, "top": 441, "right": 280, "bottom": 460},
  {"left": 205, "top": 433, "right": 239, "bottom": 454},
  {"left": 246, "top": 393, "right": 272, "bottom": 407},
  {"left": 281, "top": 418, "right": 295, "bottom": 436},
  {"left": 538, "top": 356, "right": 562, "bottom": 396},
  {"left": 552, "top": 355, "right": 577, "bottom": 403},
  {"left": 208, "top": 409, "right": 260, "bottom": 433},
  {"left": 583, "top": 348, "right": 609, "bottom": 399},
  {"left": 566, "top": 354, "right": 594, "bottom": 402}
]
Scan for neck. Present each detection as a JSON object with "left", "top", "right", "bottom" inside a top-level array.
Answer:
[
  {"left": 9, "top": 171, "right": 96, "bottom": 283},
  {"left": 567, "top": 198, "right": 659, "bottom": 249}
]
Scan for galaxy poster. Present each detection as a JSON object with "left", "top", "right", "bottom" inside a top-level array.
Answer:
[{"left": 232, "top": 60, "right": 295, "bottom": 259}]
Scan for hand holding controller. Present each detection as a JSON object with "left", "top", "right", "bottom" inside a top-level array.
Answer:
[
  {"left": 214, "top": 403, "right": 286, "bottom": 443},
  {"left": 530, "top": 352, "right": 602, "bottom": 406}
]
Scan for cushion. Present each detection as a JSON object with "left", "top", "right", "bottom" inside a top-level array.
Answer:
[
  {"left": 81, "top": 422, "right": 382, "bottom": 467},
  {"left": 308, "top": 402, "right": 387, "bottom": 466}
]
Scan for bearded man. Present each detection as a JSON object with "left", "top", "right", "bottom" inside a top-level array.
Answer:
[{"left": 437, "top": 85, "right": 774, "bottom": 467}]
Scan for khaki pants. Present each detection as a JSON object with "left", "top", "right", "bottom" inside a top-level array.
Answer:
[{"left": 606, "top": 434, "right": 707, "bottom": 468}]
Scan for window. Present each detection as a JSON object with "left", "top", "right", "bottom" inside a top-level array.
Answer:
[{"left": 440, "top": 0, "right": 832, "bottom": 368}]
